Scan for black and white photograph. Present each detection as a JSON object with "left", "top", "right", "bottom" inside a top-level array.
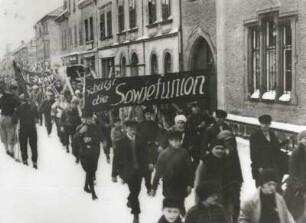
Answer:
[{"left": 0, "top": 0, "right": 305, "bottom": 222}]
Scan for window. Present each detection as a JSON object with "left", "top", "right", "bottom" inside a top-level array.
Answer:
[
  {"left": 85, "top": 19, "right": 89, "bottom": 42},
  {"left": 121, "top": 56, "right": 127, "bottom": 76},
  {"left": 101, "top": 58, "right": 115, "bottom": 78},
  {"left": 79, "top": 23, "right": 83, "bottom": 45},
  {"left": 247, "top": 13, "right": 296, "bottom": 102},
  {"left": 129, "top": 0, "right": 136, "bottom": 28},
  {"left": 151, "top": 53, "right": 158, "bottom": 75},
  {"left": 74, "top": 25, "right": 78, "bottom": 46},
  {"left": 44, "top": 40, "right": 50, "bottom": 58},
  {"left": 164, "top": 52, "right": 172, "bottom": 74},
  {"left": 89, "top": 17, "right": 94, "bottom": 41},
  {"left": 131, "top": 53, "right": 139, "bottom": 76},
  {"left": 107, "top": 10, "right": 112, "bottom": 37},
  {"left": 100, "top": 13, "right": 105, "bottom": 39},
  {"left": 162, "top": 0, "right": 171, "bottom": 20},
  {"left": 64, "top": 0, "right": 67, "bottom": 10},
  {"left": 69, "top": 28, "right": 73, "bottom": 46},
  {"left": 43, "top": 22, "right": 48, "bottom": 34},
  {"left": 148, "top": 0, "right": 156, "bottom": 24},
  {"left": 118, "top": 2, "right": 124, "bottom": 32},
  {"left": 68, "top": 0, "right": 71, "bottom": 12}
]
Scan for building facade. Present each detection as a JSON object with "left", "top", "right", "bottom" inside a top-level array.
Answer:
[
  {"left": 182, "top": 0, "right": 306, "bottom": 126},
  {"left": 34, "top": 7, "right": 63, "bottom": 71},
  {"left": 13, "top": 39, "right": 37, "bottom": 72}
]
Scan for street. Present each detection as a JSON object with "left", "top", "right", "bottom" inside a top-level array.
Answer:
[{"left": 0, "top": 125, "right": 256, "bottom": 223}]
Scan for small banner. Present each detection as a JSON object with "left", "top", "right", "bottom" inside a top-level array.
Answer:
[
  {"left": 84, "top": 70, "right": 210, "bottom": 113},
  {"left": 23, "top": 70, "right": 55, "bottom": 86}
]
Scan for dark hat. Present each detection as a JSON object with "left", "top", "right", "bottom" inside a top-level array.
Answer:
[
  {"left": 124, "top": 120, "right": 138, "bottom": 128},
  {"left": 217, "top": 130, "right": 234, "bottom": 141},
  {"left": 190, "top": 101, "right": 200, "bottom": 108},
  {"left": 298, "top": 130, "right": 306, "bottom": 141},
  {"left": 143, "top": 107, "right": 154, "bottom": 114},
  {"left": 71, "top": 98, "right": 80, "bottom": 105},
  {"left": 260, "top": 169, "right": 278, "bottom": 185},
  {"left": 163, "top": 197, "right": 181, "bottom": 209},
  {"left": 258, "top": 114, "right": 272, "bottom": 124},
  {"left": 168, "top": 130, "right": 183, "bottom": 140},
  {"left": 215, "top": 109, "right": 227, "bottom": 119},
  {"left": 196, "top": 182, "right": 220, "bottom": 201},
  {"left": 210, "top": 138, "right": 225, "bottom": 150}
]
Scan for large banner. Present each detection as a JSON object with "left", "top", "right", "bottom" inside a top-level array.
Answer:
[{"left": 85, "top": 71, "right": 210, "bottom": 113}]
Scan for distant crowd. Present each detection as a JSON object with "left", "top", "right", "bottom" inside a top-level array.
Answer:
[{"left": 0, "top": 81, "right": 305, "bottom": 223}]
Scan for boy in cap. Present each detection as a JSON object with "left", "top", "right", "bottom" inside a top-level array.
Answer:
[
  {"left": 249, "top": 114, "right": 281, "bottom": 187},
  {"left": 202, "top": 109, "right": 231, "bottom": 156},
  {"left": 158, "top": 198, "right": 183, "bottom": 223},
  {"left": 185, "top": 182, "right": 228, "bottom": 223},
  {"left": 239, "top": 169, "right": 294, "bottom": 223},
  {"left": 151, "top": 130, "right": 193, "bottom": 216}
]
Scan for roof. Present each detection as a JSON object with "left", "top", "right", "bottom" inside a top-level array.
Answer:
[{"left": 36, "top": 6, "right": 64, "bottom": 24}]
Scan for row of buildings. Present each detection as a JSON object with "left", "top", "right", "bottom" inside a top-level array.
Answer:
[{"left": 5, "top": 0, "right": 306, "bottom": 131}]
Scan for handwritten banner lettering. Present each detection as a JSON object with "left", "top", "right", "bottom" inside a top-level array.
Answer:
[{"left": 85, "top": 71, "right": 210, "bottom": 113}]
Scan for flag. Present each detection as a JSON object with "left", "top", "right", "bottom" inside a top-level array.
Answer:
[{"left": 12, "top": 61, "right": 29, "bottom": 98}]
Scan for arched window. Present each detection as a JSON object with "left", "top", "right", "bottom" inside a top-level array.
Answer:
[
  {"left": 164, "top": 52, "right": 172, "bottom": 74},
  {"left": 121, "top": 56, "right": 126, "bottom": 76},
  {"left": 131, "top": 53, "right": 139, "bottom": 76},
  {"left": 151, "top": 53, "right": 158, "bottom": 75}
]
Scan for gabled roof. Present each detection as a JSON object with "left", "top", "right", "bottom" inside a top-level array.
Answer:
[{"left": 35, "top": 6, "right": 64, "bottom": 24}]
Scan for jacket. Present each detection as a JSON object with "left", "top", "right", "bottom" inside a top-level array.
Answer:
[
  {"left": 249, "top": 129, "right": 281, "bottom": 179},
  {"left": 239, "top": 188, "right": 294, "bottom": 223}
]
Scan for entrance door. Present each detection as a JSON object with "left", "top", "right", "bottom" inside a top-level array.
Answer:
[{"left": 190, "top": 38, "right": 216, "bottom": 112}]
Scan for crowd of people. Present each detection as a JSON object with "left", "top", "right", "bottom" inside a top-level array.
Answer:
[{"left": 0, "top": 81, "right": 306, "bottom": 223}]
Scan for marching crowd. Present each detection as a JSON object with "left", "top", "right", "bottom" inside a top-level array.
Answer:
[{"left": 1, "top": 82, "right": 306, "bottom": 223}]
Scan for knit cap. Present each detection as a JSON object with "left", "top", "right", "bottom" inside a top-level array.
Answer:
[{"left": 174, "top": 115, "right": 187, "bottom": 124}]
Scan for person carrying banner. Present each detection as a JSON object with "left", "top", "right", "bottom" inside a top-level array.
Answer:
[
  {"left": 96, "top": 111, "right": 112, "bottom": 163},
  {"left": 39, "top": 91, "right": 55, "bottom": 135},
  {"left": 30, "top": 85, "right": 44, "bottom": 126},
  {"left": 12, "top": 96, "right": 39, "bottom": 169},
  {"left": 0, "top": 83, "right": 20, "bottom": 158}
]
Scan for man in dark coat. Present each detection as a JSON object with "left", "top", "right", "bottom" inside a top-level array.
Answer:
[
  {"left": 249, "top": 114, "right": 281, "bottom": 187},
  {"left": 39, "top": 91, "right": 55, "bottom": 135},
  {"left": 137, "top": 107, "right": 159, "bottom": 194},
  {"left": 202, "top": 110, "right": 231, "bottom": 155},
  {"left": 12, "top": 97, "right": 39, "bottom": 169},
  {"left": 113, "top": 120, "right": 147, "bottom": 223}
]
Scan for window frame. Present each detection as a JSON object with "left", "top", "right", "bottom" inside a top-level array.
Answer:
[
  {"left": 100, "top": 12, "right": 106, "bottom": 40},
  {"left": 148, "top": 0, "right": 157, "bottom": 24},
  {"left": 106, "top": 10, "right": 113, "bottom": 37},
  {"left": 118, "top": 2, "right": 125, "bottom": 33},
  {"left": 129, "top": 0, "right": 137, "bottom": 29},
  {"left": 151, "top": 53, "right": 158, "bottom": 75},
  {"left": 246, "top": 12, "right": 297, "bottom": 104},
  {"left": 164, "top": 52, "right": 172, "bottom": 74},
  {"left": 162, "top": 0, "right": 171, "bottom": 20},
  {"left": 130, "top": 53, "right": 139, "bottom": 76}
]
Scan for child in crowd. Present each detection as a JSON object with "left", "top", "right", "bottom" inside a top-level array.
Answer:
[
  {"left": 185, "top": 182, "right": 229, "bottom": 223},
  {"left": 151, "top": 130, "right": 193, "bottom": 216},
  {"left": 157, "top": 198, "right": 183, "bottom": 223}
]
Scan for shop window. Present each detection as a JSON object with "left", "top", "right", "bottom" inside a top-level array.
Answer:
[
  {"left": 131, "top": 53, "right": 139, "bottom": 76},
  {"left": 151, "top": 53, "right": 158, "bottom": 75},
  {"left": 100, "top": 13, "right": 106, "bottom": 39},
  {"left": 118, "top": 2, "right": 125, "bottom": 32},
  {"left": 164, "top": 52, "right": 172, "bottom": 74},
  {"left": 107, "top": 10, "right": 112, "bottom": 37},
  {"left": 162, "top": 0, "right": 171, "bottom": 20},
  {"left": 247, "top": 13, "right": 296, "bottom": 102},
  {"left": 129, "top": 0, "right": 137, "bottom": 28},
  {"left": 148, "top": 0, "right": 156, "bottom": 24}
]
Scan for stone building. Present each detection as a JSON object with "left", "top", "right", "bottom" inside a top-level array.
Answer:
[
  {"left": 182, "top": 0, "right": 306, "bottom": 127},
  {"left": 13, "top": 39, "right": 37, "bottom": 72},
  {"left": 34, "top": 6, "right": 63, "bottom": 71}
]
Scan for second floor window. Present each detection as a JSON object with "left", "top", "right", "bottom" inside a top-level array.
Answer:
[
  {"left": 100, "top": 13, "right": 105, "bottom": 39},
  {"left": 107, "top": 10, "right": 112, "bottom": 37},
  {"left": 148, "top": 0, "right": 156, "bottom": 24},
  {"left": 129, "top": 0, "right": 136, "bottom": 28},
  {"left": 74, "top": 25, "right": 78, "bottom": 46},
  {"left": 118, "top": 2, "right": 125, "bottom": 32},
  {"left": 151, "top": 53, "right": 158, "bottom": 75},
  {"left": 164, "top": 52, "right": 172, "bottom": 74},
  {"left": 79, "top": 22, "right": 83, "bottom": 45},
  {"left": 85, "top": 19, "right": 89, "bottom": 42},
  {"left": 162, "top": 0, "right": 171, "bottom": 20},
  {"left": 89, "top": 17, "right": 94, "bottom": 41}
]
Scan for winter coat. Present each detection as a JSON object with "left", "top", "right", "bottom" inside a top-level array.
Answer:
[
  {"left": 76, "top": 123, "right": 103, "bottom": 173},
  {"left": 284, "top": 143, "right": 306, "bottom": 220},
  {"left": 185, "top": 203, "right": 229, "bottom": 223},
  {"left": 249, "top": 129, "right": 281, "bottom": 179},
  {"left": 157, "top": 216, "right": 183, "bottom": 223},
  {"left": 152, "top": 145, "right": 193, "bottom": 197},
  {"left": 114, "top": 134, "right": 147, "bottom": 182},
  {"left": 60, "top": 107, "right": 81, "bottom": 128},
  {"left": 239, "top": 188, "right": 294, "bottom": 223},
  {"left": 12, "top": 102, "right": 39, "bottom": 127},
  {"left": 39, "top": 98, "right": 55, "bottom": 115}
]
